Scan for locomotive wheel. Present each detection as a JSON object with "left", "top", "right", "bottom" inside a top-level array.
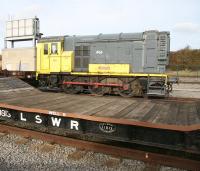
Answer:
[
  {"left": 89, "top": 86, "right": 105, "bottom": 96},
  {"left": 48, "top": 75, "right": 58, "bottom": 88},
  {"left": 167, "top": 83, "right": 173, "bottom": 93},
  {"left": 62, "top": 84, "right": 82, "bottom": 94},
  {"left": 38, "top": 79, "right": 46, "bottom": 87},
  {"left": 118, "top": 80, "right": 143, "bottom": 98},
  {"left": 118, "top": 87, "right": 135, "bottom": 98}
]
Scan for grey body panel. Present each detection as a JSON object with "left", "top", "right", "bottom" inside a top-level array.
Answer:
[{"left": 62, "top": 30, "right": 170, "bottom": 73}]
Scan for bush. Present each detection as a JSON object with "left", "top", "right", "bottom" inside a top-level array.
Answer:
[{"left": 168, "top": 47, "right": 200, "bottom": 71}]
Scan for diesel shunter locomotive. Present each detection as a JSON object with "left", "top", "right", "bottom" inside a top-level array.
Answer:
[{"left": 36, "top": 30, "right": 171, "bottom": 97}]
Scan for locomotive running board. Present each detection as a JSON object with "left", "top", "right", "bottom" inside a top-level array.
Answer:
[{"left": 0, "top": 102, "right": 200, "bottom": 158}]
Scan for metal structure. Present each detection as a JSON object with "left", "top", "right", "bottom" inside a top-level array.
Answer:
[
  {"left": 4, "top": 17, "right": 40, "bottom": 48},
  {"left": 2, "top": 17, "right": 41, "bottom": 73}
]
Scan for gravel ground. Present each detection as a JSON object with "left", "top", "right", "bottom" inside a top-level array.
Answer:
[
  {"left": 170, "top": 77, "right": 200, "bottom": 98},
  {"left": 178, "top": 77, "right": 200, "bottom": 83},
  {"left": 171, "top": 83, "right": 200, "bottom": 98},
  {"left": 0, "top": 133, "right": 187, "bottom": 171}
]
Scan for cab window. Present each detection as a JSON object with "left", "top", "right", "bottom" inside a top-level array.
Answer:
[
  {"left": 51, "top": 43, "right": 58, "bottom": 54},
  {"left": 61, "top": 42, "right": 64, "bottom": 51},
  {"left": 44, "top": 44, "right": 48, "bottom": 55}
]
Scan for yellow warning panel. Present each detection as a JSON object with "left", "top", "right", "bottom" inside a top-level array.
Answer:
[
  {"left": 61, "top": 51, "right": 74, "bottom": 72},
  {"left": 89, "top": 64, "right": 130, "bottom": 74}
]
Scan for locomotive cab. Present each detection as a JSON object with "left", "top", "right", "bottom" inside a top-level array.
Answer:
[{"left": 36, "top": 36, "right": 74, "bottom": 75}]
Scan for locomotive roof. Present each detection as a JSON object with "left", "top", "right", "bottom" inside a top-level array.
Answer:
[
  {"left": 38, "top": 31, "right": 170, "bottom": 43},
  {"left": 65, "top": 32, "right": 144, "bottom": 42},
  {"left": 64, "top": 31, "right": 170, "bottom": 42},
  {"left": 38, "top": 36, "right": 65, "bottom": 43}
]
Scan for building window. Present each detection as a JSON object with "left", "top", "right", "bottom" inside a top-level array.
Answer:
[
  {"left": 51, "top": 43, "right": 58, "bottom": 54},
  {"left": 44, "top": 44, "right": 48, "bottom": 55}
]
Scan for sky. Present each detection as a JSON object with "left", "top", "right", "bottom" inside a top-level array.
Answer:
[{"left": 0, "top": 0, "right": 200, "bottom": 53}]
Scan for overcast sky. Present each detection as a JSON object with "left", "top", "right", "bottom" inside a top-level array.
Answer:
[{"left": 0, "top": 0, "right": 200, "bottom": 52}]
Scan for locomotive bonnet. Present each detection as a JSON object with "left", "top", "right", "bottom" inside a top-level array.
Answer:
[{"left": 63, "top": 30, "right": 170, "bottom": 73}]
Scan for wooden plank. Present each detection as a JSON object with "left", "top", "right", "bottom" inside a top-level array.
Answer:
[
  {"left": 31, "top": 94, "right": 74, "bottom": 109},
  {"left": 162, "top": 102, "right": 180, "bottom": 125},
  {"left": 104, "top": 99, "right": 139, "bottom": 119},
  {"left": 94, "top": 99, "right": 134, "bottom": 117},
  {"left": 187, "top": 103, "right": 200, "bottom": 125},
  {"left": 140, "top": 103, "right": 163, "bottom": 122},
  {"left": 150, "top": 103, "right": 171, "bottom": 124},
  {"left": 2, "top": 93, "right": 58, "bottom": 106},
  {"left": 21, "top": 94, "right": 68, "bottom": 108},
  {"left": 0, "top": 90, "right": 40, "bottom": 101},
  {"left": 43, "top": 96, "right": 93, "bottom": 112},
  {"left": 68, "top": 98, "right": 113, "bottom": 115},
  {"left": 122, "top": 101, "right": 155, "bottom": 120},
  {"left": 196, "top": 101, "right": 200, "bottom": 121},
  {"left": 52, "top": 96, "right": 110, "bottom": 114},
  {"left": 175, "top": 103, "right": 189, "bottom": 126},
  {"left": 83, "top": 100, "right": 117, "bottom": 116}
]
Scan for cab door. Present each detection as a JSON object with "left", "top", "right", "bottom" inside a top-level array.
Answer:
[
  {"left": 49, "top": 42, "right": 61, "bottom": 73},
  {"left": 40, "top": 43, "right": 50, "bottom": 72}
]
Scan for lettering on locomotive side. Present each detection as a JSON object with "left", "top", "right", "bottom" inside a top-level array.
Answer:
[
  {"left": 96, "top": 50, "right": 103, "bottom": 55},
  {"left": 0, "top": 109, "right": 11, "bottom": 118},
  {"left": 98, "top": 66, "right": 110, "bottom": 70}
]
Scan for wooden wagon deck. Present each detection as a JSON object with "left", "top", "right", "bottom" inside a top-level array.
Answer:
[{"left": 0, "top": 88, "right": 199, "bottom": 126}]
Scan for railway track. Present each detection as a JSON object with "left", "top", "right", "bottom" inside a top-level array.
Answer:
[{"left": 0, "top": 123, "right": 199, "bottom": 170}]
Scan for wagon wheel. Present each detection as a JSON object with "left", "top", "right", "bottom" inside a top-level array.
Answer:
[
  {"left": 62, "top": 84, "right": 82, "bottom": 94},
  {"left": 89, "top": 86, "right": 106, "bottom": 96}
]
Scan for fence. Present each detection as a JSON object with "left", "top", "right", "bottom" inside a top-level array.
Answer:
[{"left": 167, "top": 65, "right": 200, "bottom": 82}]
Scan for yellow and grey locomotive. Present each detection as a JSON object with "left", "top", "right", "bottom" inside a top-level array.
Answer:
[{"left": 36, "top": 31, "right": 171, "bottom": 97}]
